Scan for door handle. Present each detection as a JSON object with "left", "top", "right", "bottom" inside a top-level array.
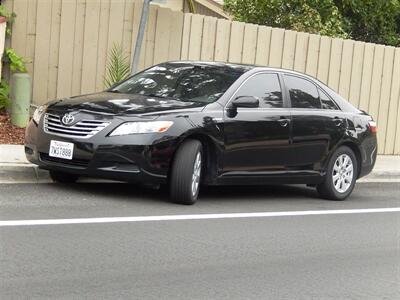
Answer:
[
  {"left": 334, "top": 117, "right": 343, "bottom": 127},
  {"left": 278, "top": 118, "right": 290, "bottom": 127}
]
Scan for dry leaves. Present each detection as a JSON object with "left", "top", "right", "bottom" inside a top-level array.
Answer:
[{"left": 0, "top": 113, "right": 25, "bottom": 145}]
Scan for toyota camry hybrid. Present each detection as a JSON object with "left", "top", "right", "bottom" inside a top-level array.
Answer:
[{"left": 25, "top": 61, "right": 377, "bottom": 205}]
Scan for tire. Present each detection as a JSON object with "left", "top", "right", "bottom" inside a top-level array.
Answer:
[
  {"left": 170, "top": 139, "right": 203, "bottom": 205},
  {"left": 317, "top": 146, "right": 358, "bottom": 200},
  {"left": 49, "top": 170, "right": 79, "bottom": 183}
]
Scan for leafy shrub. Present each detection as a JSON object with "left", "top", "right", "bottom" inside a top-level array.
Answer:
[
  {"left": 4, "top": 48, "right": 26, "bottom": 73},
  {"left": 0, "top": 5, "right": 27, "bottom": 111},
  {"left": 224, "top": 0, "right": 400, "bottom": 46},
  {"left": 0, "top": 81, "right": 10, "bottom": 110},
  {"left": 224, "top": 0, "right": 348, "bottom": 38},
  {"left": 0, "top": 4, "right": 16, "bottom": 35}
]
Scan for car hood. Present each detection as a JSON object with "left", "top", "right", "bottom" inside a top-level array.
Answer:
[{"left": 47, "top": 92, "right": 207, "bottom": 115}]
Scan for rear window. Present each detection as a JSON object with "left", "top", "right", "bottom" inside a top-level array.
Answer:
[
  {"left": 284, "top": 75, "right": 321, "bottom": 109},
  {"left": 317, "top": 80, "right": 359, "bottom": 113},
  {"left": 319, "top": 88, "right": 339, "bottom": 110}
]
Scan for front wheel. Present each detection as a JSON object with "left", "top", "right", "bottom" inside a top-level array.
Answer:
[
  {"left": 317, "top": 146, "right": 358, "bottom": 200},
  {"left": 49, "top": 170, "right": 79, "bottom": 183},
  {"left": 170, "top": 139, "right": 203, "bottom": 205}
]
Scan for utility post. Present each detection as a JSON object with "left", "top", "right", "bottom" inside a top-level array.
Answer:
[{"left": 130, "top": 0, "right": 152, "bottom": 75}]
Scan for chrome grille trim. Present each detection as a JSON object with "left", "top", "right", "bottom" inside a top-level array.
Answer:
[{"left": 43, "top": 113, "right": 110, "bottom": 139}]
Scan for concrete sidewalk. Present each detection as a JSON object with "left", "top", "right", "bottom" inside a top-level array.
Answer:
[
  {"left": 0, "top": 145, "right": 30, "bottom": 165},
  {"left": 0, "top": 144, "right": 399, "bottom": 183},
  {"left": 0, "top": 145, "right": 49, "bottom": 182}
]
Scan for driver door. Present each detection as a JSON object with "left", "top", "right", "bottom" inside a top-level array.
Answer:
[{"left": 222, "top": 73, "right": 291, "bottom": 175}]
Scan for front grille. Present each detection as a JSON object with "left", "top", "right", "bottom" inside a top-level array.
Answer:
[
  {"left": 44, "top": 113, "right": 110, "bottom": 139},
  {"left": 40, "top": 153, "right": 90, "bottom": 168}
]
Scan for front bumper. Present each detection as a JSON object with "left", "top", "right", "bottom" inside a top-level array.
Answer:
[{"left": 25, "top": 117, "right": 180, "bottom": 184}]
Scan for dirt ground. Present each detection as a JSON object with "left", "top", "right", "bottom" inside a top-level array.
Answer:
[{"left": 0, "top": 113, "right": 25, "bottom": 144}]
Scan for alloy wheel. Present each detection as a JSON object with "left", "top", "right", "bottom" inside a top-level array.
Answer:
[
  {"left": 191, "top": 152, "right": 202, "bottom": 196},
  {"left": 332, "top": 154, "right": 354, "bottom": 193}
]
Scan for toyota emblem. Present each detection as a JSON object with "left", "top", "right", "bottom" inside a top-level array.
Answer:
[{"left": 61, "top": 113, "right": 75, "bottom": 126}]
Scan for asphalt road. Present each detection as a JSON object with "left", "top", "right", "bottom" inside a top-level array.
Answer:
[{"left": 1, "top": 182, "right": 399, "bottom": 299}]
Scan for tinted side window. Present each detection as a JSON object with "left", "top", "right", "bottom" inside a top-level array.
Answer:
[
  {"left": 235, "top": 73, "right": 283, "bottom": 108},
  {"left": 319, "top": 88, "right": 338, "bottom": 110},
  {"left": 285, "top": 75, "right": 321, "bottom": 109}
]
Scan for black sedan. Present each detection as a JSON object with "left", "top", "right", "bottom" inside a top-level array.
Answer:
[{"left": 25, "top": 61, "right": 377, "bottom": 204}]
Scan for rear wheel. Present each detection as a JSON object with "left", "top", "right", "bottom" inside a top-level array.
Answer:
[
  {"left": 170, "top": 139, "right": 203, "bottom": 205},
  {"left": 317, "top": 146, "right": 358, "bottom": 200},
  {"left": 49, "top": 170, "right": 79, "bottom": 183}
]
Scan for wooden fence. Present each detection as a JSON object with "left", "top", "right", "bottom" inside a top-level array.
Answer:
[{"left": 3, "top": 0, "right": 400, "bottom": 154}]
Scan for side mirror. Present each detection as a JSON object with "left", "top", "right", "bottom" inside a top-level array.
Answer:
[{"left": 231, "top": 96, "right": 259, "bottom": 108}]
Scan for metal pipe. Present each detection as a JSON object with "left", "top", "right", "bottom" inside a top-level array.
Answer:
[
  {"left": 10, "top": 73, "right": 31, "bottom": 128},
  {"left": 130, "top": 0, "right": 152, "bottom": 75}
]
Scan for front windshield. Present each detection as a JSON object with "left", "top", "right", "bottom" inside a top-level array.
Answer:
[{"left": 110, "top": 63, "right": 245, "bottom": 103}]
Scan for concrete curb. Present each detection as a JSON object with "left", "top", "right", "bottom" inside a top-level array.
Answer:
[
  {"left": 0, "top": 164, "right": 121, "bottom": 184},
  {"left": 0, "top": 164, "right": 51, "bottom": 183}
]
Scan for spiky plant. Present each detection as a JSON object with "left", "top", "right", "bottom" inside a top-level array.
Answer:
[
  {"left": 186, "top": 0, "right": 196, "bottom": 13},
  {"left": 104, "top": 43, "right": 131, "bottom": 88}
]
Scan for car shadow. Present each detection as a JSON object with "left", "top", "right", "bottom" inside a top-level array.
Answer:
[
  {"left": 200, "top": 184, "right": 320, "bottom": 202},
  {"left": 50, "top": 181, "right": 322, "bottom": 205},
  {"left": 50, "top": 182, "right": 167, "bottom": 204}
]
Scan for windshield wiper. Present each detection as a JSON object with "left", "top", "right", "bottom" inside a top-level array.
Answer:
[
  {"left": 144, "top": 93, "right": 176, "bottom": 100},
  {"left": 144, "top": 93, "right": 165, "bottom": 98}
]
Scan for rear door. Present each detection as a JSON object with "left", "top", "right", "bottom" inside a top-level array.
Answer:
[
  {"left": 283, "top": 74, "right": 346, "bottom": 170},
  {"left": 222, "top": 72, "right": 291, "bottom": 174}
]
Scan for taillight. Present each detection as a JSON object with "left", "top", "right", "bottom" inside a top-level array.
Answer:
[{"left": 368, "top": 121, "right": 377, "bottom": 133}]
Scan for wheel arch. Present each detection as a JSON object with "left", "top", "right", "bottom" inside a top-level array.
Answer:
[
  {"left": 170, "top": 132, "right": 220, "bottom": 185},
  {"left": 336, "top": 141, "right": 362, "bottom": 178}
]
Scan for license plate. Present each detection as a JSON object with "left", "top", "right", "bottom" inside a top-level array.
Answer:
[{"left": 49, "top": 140, "right": 74, "bottom": 160}]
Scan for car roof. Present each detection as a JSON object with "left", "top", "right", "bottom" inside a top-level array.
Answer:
[
  {"left": 167, "top": 60, "right": 319, "bottom": 80},
  {"left": 165, "top": 60, "right": 254, "bottom": 73}
]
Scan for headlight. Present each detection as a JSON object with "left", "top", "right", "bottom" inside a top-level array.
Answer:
[
  {"left": 32, "top": 105, "right": 47, "bottom": 125},
  {"left": 109, "top": 121, "right": 174, "bottom": 136}
]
